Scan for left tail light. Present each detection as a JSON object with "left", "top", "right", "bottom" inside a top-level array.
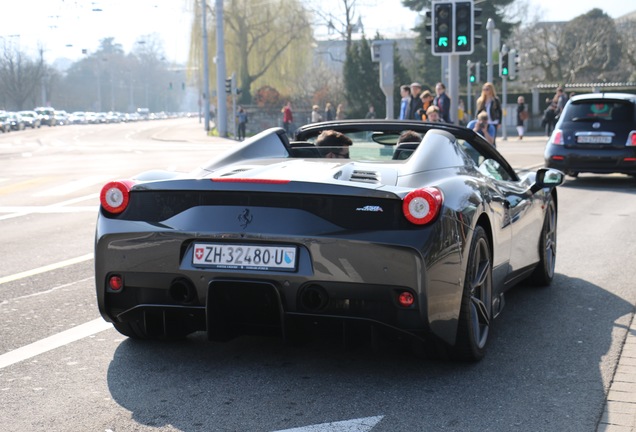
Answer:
[
  {"left": 100, "top": 180, "right": 135, "bottom": 214},
  {"left": 402, "top": 187, "right": 443, "bottom": 225},
  {"left": 550, "top": 130, "right": 563, "bottom": 145}
]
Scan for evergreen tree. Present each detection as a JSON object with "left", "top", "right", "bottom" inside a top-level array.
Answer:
[
  {"left": 344, "top": 35, "right": 412, "bottom": 119},
  {"left": 344, "top": 36, "right": 383, "bottom": 119}
]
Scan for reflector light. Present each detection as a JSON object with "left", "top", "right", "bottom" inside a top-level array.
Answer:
[
  {"left": 109, "top": 275, "right": 123, "bottom": 291},
  {"left": 551, "top": 155, "right": 565, "bottom": 161},
  {"left": 211, "top": 178, "right": 290, "bottom": 184},
  {"left": 623, "top": 158, "right": 636, "bottom": 162},
  {"left": 100, "top": 180, "right": 134, "bottom": 214},
  {"left": 402, "top": 187, "right": 443, "bottom": 225},
  {"left": 398, "top": 291, "right": 415, "bottom": 307},
  {"left": 551, "top": 130, "right": 563, "bottom": 145}
]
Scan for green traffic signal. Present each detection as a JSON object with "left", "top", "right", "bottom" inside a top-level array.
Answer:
[
  {"left": 438, "top": 36, "right": 449, "bottom": 47},
  {"left": 502, "top": 67, "right": 508, "bottom": 75}
]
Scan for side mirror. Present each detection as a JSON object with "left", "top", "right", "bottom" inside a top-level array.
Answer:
[{"left": 531, "top": 168, "right": 564, "bottom": 193}]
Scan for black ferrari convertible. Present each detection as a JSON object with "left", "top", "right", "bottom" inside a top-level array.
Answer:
[{"left": 95, "top": 120, "right": 564, "bottom": 361}]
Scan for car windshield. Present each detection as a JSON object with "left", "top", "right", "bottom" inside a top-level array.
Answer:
[
  {"left": 564, "top": 100, "right": 634, "bottom": 122},
  {"left": 291, "top": 130, "right": 419, "bottom": 162}
]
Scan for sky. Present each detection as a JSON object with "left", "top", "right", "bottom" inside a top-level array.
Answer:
[{"left": 1, "top": 0, "right": 632, "bottom": 66}]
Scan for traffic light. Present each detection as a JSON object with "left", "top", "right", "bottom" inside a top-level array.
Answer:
[
  {"left": 432, "top": 1, "right": 453, "bottom": 54},
  {"left": 225, "top": 78, "right": 232, "bottom": 94},
  {"left": 500, "top": 51, "right": 509, "bottom": 77},
  {"left": 509, "top": 49, "right": 519, "bottom": 80},
  {"left": 468, "top": 61, "right": 476, "bottom": 83},
  {"left": 454, "top": 1, "right": 473, "bottom": 54},
  {"left": 473, "top": 6, "right": 483, "bottom": 46}
]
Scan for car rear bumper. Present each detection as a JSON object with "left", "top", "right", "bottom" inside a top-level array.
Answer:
[
  {"left": 95, "top": 225, "right": 465, "bottom": 345},
  {"left": 545, "top": 146, "right": 636, "bottom": 175}
]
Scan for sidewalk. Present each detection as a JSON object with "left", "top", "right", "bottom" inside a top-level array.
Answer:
[
  {"left": 597, "top": 312, "right": 636, "bottom": 432},
  {"left": 150, "top": 118, "right": 235, "bottom": 145}
]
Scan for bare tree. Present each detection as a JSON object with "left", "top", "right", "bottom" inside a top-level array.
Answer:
[
  {"left": 510, "top": 7, "right": 628, "bottom": 84},
  {"left": 309, "top": 0, "right": 361, "bottom": 50},
  {"left": 0, "top": 43, "right": 45, "bottom": 110},
  {"left": 560, "top": 9, "right": 621, "bottom": 82}
]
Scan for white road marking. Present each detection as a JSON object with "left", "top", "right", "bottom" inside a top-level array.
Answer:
[
  {"left": 33, "top": 176, "right": 110, "bottom": 197},
  {"left": 0, "top": 318, "right": 112, "bottom": 369},
  {"left": 0, "top": 253, "right": 94, "bottom": 285},
  {"left": 0, "top": 206, "right": 96, "bottom": 213},
  {"left": 272, "top": 416, "right": 384, "bottom": 432},
  {"left": 0, "top": 192, "right": 99, "bottom": 220}
]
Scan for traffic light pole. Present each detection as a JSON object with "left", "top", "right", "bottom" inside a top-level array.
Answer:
[
  {"left": 486, "top": 18, "right": 495, "bottom": 84},
  {"left": 500, "top": 44, "right": 508, "bottom": 141},
  {"left": 501, "top": 75, "right": 507, "bottom": 140},
  {"left": 448, "top": 54, "right": 459, "bottom": 125},
  {"left": 466, "top": 60, "right": 472, "bottom": 119},
  {"left": 214, "top": 0, "right": 228, "bottom": 138}
]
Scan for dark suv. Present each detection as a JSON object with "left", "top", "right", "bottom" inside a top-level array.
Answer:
[{"left": 544, "top": 93, "right": 636, "bottom": 178}]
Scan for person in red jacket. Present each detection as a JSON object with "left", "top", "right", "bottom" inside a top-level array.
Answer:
[{"left": 281, "top": 101, "right": 293, "bottom": 135}]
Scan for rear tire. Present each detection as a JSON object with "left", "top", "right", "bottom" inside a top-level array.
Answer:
[
  {"left": 527, "top": 197, "right": 557, "bottom": 286},
  {"left": 448, "top": 226, "right": 492, "bottom": 362}
]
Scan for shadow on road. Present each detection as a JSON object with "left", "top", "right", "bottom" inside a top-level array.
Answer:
[{"left": 105, "top": 273, "right": 633, "bottom": 431}]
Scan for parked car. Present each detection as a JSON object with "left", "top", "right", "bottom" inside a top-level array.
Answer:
[
  {"left": 0, "top": 113, "right": 11, "bottom": 133},
  {"left": 69, "top": 111, "right": 87, "bottom": 124},
  {"left": 54, "top": 110, "right": 69, "bottom": 125},
  {"left": 95, "top": 120, "right": 565, "bottom": 361},
  {"left": 18, "top": 111, "right": 42, "bottom": 128},
  {"left": 7, "top": 112, "right": 25, "bottom": 131},
  {"left": 34, "top": 107, "right": 57, "bottom": 126},
  {"left": 544, "top": 92, "right": 636, "bottom": 178}
]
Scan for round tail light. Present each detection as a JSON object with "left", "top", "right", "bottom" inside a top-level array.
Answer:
[
  {"left": 402, "top": 187, "right": 443, "bottom": 225},
  {"left": 100, "top": 180, "right": 134, "bottom": 214},
  {"left": 398, "top": 291, "right": 415, "bottom": 307}
]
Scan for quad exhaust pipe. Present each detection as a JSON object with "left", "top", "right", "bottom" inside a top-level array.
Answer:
[
  {"left": 300, "top": 284, "right": 329, "bottom": 312},
  {"left": 169, "top": 278, "right": 197, "bottom": 304}
]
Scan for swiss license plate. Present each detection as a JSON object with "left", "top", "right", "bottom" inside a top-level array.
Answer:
[
  {"left": 192, "top": 243, "right": 297, "bottom": 271},
  {"left": 577, "top": 135, "right": 612, "bottom": 144}
]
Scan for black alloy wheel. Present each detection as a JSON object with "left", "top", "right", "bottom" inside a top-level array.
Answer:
[
  {"left": 450, "top": 226, "right": 492, "bottom": 362},
  {"left": 528, "top": 197, "right": 557, "bottom": 286}
]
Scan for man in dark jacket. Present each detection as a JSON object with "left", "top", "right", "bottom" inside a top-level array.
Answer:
[
  {"left": 408, "top": 82, "right": 423, "bottom": 120},
  {"left": 433, "top": 82, "right": 451, "bottom": 123}
]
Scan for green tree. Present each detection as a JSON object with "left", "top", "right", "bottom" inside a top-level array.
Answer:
[
  {"left": 343, "top": 35, "right": 411, "bottom": 119},
  {"left": 392, "top": 44, "right": 412, "bottom": 118},
  {"left": 343, "top": 36, "right": 382, "bottom": 119},
  {"left": 190, "top": 0, "right": 313, "bottom": 104}
]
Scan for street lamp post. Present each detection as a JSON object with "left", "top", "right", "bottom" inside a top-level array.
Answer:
[
  {"left": 202, "top": 0, "right": 211, "bottom": 132},
  {"left": 486, "top": 18, "right": 495, "bottom": 84}
]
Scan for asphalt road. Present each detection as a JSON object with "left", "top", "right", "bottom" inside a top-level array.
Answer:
[{"left": 0, "top": 119, "right": 634, "bottom": 431}]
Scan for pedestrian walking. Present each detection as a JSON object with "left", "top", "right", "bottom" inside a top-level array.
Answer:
[
  {"left": 516, "top": 96, "right": 527, "bottom": 140},
  {"left": 236, "top": 106, "right": 248, "bottom": 141}
]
